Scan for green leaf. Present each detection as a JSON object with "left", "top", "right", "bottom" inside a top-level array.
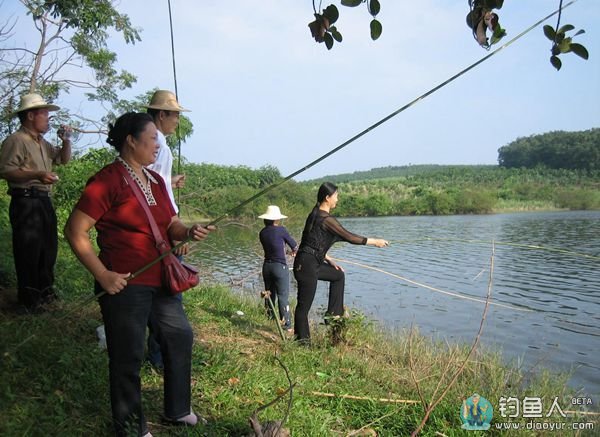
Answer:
[
  {"left": 550, "top": 55, "right": 562, "bottom": 71},
  {"left": 341, "top": 0, "right": 362, "bottom": 7},
  {"left": 543, "top": 25, "right": 556, "bottom": 41},
  {"left": 369, "top": 0, "right": 381, "bottom": 16},
  {"left": 558, "top": 37, "right": 572, "bottom": 53},
  {"left": 483, "top": 0, "right": 504, "bottom": 9},
  {"left": 569, "top": 43, "right": 589, "bottom": 60},
  {"left": 322, "top": 5, "right": 339, "bottom": 25},
  {"left": 558, "top": 24, "right": 575, "bottom": 34},
  {"left": 330, "top": 26, "right": 343, "bottom": 42},
  {"left": 574, "top": 29, "right": 585, "bottom": 37},
  {"left": 316, "top": 372, "right": 330, "bottom": 378},
  {"left": 490, "top": 26, "right": 506, "bottom": 45},
  {"left": 370, "top": 19, "right": 382, "bottom": 40},
  {"left": 324, "top": 32, "right": 334, "bottom": 50}
]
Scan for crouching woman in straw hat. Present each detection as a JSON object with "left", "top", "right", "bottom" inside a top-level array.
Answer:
[
  {"left": 65, "top": 112, "right": 214, "bottom": 436},
  {"left": 258, "top": 205, "right": 298, "bottom": 331},
  {"left": 293, "top": 182, "right": 389, "bottom": 344}
]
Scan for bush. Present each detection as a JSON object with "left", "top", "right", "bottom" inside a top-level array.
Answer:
[{"left": 554, "top": 189, "right": 600, "bottom": 210}]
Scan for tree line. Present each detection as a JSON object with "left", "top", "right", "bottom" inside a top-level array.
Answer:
[
  {"left": 498, "top": 128, "right": 599, "bottom": 170},
  {"left": 3, "top": 147, "right": 595, "bottom": 236}
]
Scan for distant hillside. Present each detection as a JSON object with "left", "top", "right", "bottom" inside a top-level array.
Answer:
[
  {"left": 307, "top": 164, "right": 495, "bottom": 184},
  {"left": 309, "top": 128, "right": 599, "bottom": 185}
]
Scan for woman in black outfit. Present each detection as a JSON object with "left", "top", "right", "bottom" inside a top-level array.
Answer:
[{"left": 293, "top": 182, "right": 388, "bottom": 342}]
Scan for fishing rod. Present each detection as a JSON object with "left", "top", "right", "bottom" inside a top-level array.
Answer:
[
  {"left": 113, "top": 1, "right": 579, "bottom": 286},
  {"left": 167, "top": 0, "right": 183, "bottom": 209}
]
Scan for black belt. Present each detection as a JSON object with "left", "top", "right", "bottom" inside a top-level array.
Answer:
[
  {"left": 8, "top": 187, "right": 50, "bottom": 198},
  {"left": 298, "top": 246, "right": 320, "bottom": 258}
]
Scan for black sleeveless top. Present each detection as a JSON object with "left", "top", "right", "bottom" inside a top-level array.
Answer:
[{"left": 298, "top": 209, "right": 367, "bottom": 263}]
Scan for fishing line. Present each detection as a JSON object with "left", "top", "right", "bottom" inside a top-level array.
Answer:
[
  {"left": 330, "top": 256, "right": 533, "bottom": 312},
  {"left": 387, "top": 238, "right": 600, "bottom": 261}
]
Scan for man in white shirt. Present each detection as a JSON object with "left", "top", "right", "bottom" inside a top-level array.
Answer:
[
  {"left": 145, "top": 90, "right": 188, "bottom": 213},
  {"left": 144, "top": 90, "right": 190, "bottom": 370}
]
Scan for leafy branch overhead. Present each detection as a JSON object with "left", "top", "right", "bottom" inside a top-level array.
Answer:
[
  {"left": 544, "top": 25, "right": 588, "bottom": 71},
  {"left": 544, "top": 0, "right": 588, "bottom": 71},
  {"left": 465, "top": 0, "right": 506, "bottom": 49},
  {"left": 309, "top": 0, "right": 382, "bottom": 50},
  {"left": 307, "top": 0, "right": 589, "bottom": 71}
]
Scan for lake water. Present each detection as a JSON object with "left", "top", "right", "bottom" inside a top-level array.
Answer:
[{"left": 192, "top": 210, "right": 600, "bottom": 398}]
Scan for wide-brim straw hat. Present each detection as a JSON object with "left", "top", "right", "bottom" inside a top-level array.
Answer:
[
  {"left": 12, "top": 93, "right": 59, "bottom": 116},
  {"left": 144, "top": 90, "right": 190, "bottom": 112},
  {"left": 258, "top": 205, "right": 288, "bottom": 220}
]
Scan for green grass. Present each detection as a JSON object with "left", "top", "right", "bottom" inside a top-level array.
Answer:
[{"left": 1, "top": 281, "right": 596, "bottom": 436}]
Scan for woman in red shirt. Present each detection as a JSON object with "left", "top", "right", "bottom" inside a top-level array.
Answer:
[{"left": 65, "top": 112, "right": 212, "bottom": 436}]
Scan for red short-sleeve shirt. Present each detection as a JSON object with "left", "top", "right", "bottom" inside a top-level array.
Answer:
[{"left": 75, "top": 161, "right": 176, "bottom": 286}]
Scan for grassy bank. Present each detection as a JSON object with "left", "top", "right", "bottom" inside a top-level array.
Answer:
[{"left": 1, "top": 279, "right": 596, "bottom": 436}]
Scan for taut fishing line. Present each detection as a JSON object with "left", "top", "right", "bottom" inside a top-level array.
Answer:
[
  {"left": 389, "top": 238, "right": 600, "bottom": 261},
  {"left": 330, "top": 257, "right": 533, "bottom": 312}
]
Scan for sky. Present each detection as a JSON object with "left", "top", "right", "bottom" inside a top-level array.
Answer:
[{"left": 3, "top": 0, "right": 600, "bottom": 180}]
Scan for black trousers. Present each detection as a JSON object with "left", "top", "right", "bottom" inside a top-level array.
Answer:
[
  {"left": 293, "top": 252, "right": 345, "bottom": 341},
  {"left": 98, "top": 284, "right": 194, "bottom": 436},
  {"left": 8, "top": 195, "right": 57, "bottom": 308}
]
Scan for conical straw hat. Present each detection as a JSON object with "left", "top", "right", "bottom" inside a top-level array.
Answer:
[{"left": 144, "top": 90, "right": 190, "bottom": 112}]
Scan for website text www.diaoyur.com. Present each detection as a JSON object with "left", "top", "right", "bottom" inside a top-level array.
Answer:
[{"left": 494, "top": 421, "right": 595, "bottom": 431}]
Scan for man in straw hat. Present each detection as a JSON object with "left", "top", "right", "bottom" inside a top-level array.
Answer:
[
  {"left": 258, "top": 205, "right": 298, "bottom": 332},
  {"left": 0, "top": 93, "right": 72, "bottom": 313},
  {"left": 144, "top": 89, "right": 190, "bottom": 369},
  {"left": 144, "top": 89, "right": 189, "bottom": 215}
]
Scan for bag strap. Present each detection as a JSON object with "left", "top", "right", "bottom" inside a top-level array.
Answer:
[{"left": 115, "top": 162, "right": 170, "bottom": 255}]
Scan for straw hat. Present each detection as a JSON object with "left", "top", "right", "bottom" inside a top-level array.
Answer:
[
  {"left": 258, "top": 205, "right": 288, "bottom": 220},
  {"left": 13, "top": 93, "right": 59, "bottom": 115},
  {"left": 144, "top": 90, "right": 190, "bottom": 112}
]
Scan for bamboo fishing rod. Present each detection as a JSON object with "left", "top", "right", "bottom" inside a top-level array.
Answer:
[
  {"left": 167, "top": 0, "right": 183, "bottom": 209},
  {"left": 109, "top": 1, "right": 579, "bottom": 288}
]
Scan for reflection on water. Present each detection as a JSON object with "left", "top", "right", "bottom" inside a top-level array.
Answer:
[{"left": 192, "top": 211, "right": 600, "bottom": 397}]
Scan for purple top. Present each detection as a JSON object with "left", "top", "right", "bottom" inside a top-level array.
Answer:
[{"left": 259, "top": 225, "right": 298, "bottom": 265}]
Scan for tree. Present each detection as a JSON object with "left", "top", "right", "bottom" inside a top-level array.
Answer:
[
  {"left": 497, "top": 129, "right": 600, "bottom": 171},
  {"left": 0, "top": 0, "right": 141, "bottom": 140}
]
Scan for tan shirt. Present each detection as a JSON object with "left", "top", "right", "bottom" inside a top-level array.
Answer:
[{"left": 0, "top": 127, "right": 64, "bottom": 191}]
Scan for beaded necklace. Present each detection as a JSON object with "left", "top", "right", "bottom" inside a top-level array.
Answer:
[{"left": 117, "top": 157, "right": 158, "bottom": 205}]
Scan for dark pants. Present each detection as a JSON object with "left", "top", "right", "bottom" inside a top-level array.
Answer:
[
  {"left": 98, "top": 283, "right": 194, "bottom": 436},
  {"left": 9, "top": 195, "right": 57, "bottom": 309},
  {"left": 262, "top": 261, "right": 291, "bottom": 329},
  {"left": 147, "top": 255, "right": 184, "bottom": 368},
  {"left": 293, "top": 252, "right": 345, "bottom": 341},
  {"left": 147, "top": 292, "right": 182, "bottom": 368}
]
